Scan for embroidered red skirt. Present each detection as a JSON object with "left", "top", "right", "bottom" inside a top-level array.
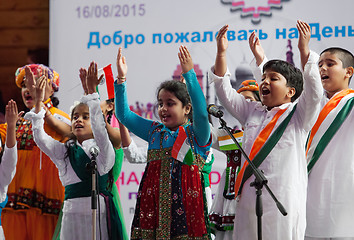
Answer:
[{"left": 131, "top": 157, "right": 210, "bottom": 239}]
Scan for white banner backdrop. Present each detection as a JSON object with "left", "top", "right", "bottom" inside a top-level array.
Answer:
[{"left": 50, "top": 0, "right": 354, "bottom": 235}]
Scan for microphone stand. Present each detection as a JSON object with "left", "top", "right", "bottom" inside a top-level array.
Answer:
[
  {"left": 86, "top": 155, "right": 98, "bottom": 240},
  {"left": 218, "top": 117, "right": 287, "bottom": 240}
]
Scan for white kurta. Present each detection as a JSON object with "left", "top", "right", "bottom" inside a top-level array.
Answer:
[
  {"left": 25, "top": 93, "right": 115, "bottom": 240},
  {"left": 306, "top": 90, "right": 354, "bottom": 238},
  {"left": 0, "top": 144, "right": 17, "bottom": 240},
  {"left": 209, "top": 51, "right": 323, "bottom": 240}
]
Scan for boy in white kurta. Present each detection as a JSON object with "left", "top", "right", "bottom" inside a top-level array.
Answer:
[
  {"left": 209, "top": 21, "right": 322, "bottom": 239},
  {"left": 305, "top": 48, "right": 354, "bottom": 239},
  {"left": 0, "top": 100, "right": 19, "bottom": 240}
]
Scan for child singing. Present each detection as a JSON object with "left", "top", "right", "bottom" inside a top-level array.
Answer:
[
  {"left": 25, "top": 62, "right": 123, "bottom": 240},
  {"left": 115, "top": 46, "right": 212, "bottom": 239}
]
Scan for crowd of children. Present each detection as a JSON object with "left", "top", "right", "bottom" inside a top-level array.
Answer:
[{"left": 0, "top": 19, "right": 353, "bottom": 240}]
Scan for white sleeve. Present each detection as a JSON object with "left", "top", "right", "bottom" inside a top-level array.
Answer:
[
  {"left": 24, "top": 108, "right": 67, "bottom": 171},
  {"left": 122, "top": 139, "right": 147, "bottom": 164},
  {"left": 250, "top": 56, "right": 269, "bottom": 83},
  {"left": 296, "top": 50, "right": 324, "bottom": 131},
  {"left": 0, "top": 144, "right": 17, "bottom": 202},
  {"left": 208, "top": 66, "right": 251, "bottom": 126},
  {"left": 29, "top": 107, "right": 71, "bottom": 126},
  {"left": 53, "top": 113, "right": 71, "bottom": 126},
  {"left": 82, "top": 93, "right": 115, "bottom": 175}
]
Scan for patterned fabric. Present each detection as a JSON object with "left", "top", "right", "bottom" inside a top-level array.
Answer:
[
  {"left": 209, "top": 213, "right": 235, "bottom": 232},
  {"left": 7, "top": 188, "right": 61, "bottom": 215},
  {"left": 209, "top": 130, "right": 242, "bottom": 234},
  {"left": 15, "top": 64, "right": 60, "bottom": 92},
  {"left": 223, "top": 149, "right": 241, "bottom": 199},
  {"left": 0, "top": 106, "right": 69, "bottom": 240},
  {"left": 236, "top": 79, "right": 259, "bottom": 97},
  {"left": 15, "top": 118, "right": 35, "bottom": 150},
  {"left": 2, "top": 112, "right": 66, "bottom": 215},
  {"left": 131, "top": 122, "right": 211, "bottom": 239}
]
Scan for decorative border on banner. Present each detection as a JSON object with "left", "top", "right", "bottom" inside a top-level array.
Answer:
[{"left": 221, "top": 0, "right": 290, "bottom": 24}]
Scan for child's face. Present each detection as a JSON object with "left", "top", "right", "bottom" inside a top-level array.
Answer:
[
  {"left": 21, "top": 82, "right": 34, "bottom": 109},
  {"left": 260, "top": 70, "right": 295, "bottom": 109},
  {"left": 71, "top": 104, "right": 93, "bottom": 143},
  {"left": 240, "top": 90, "right": 257, "bottom": 102},
  {"left": 157, "top": 89, "right": 191, "bottom": 131},
  {"left": 318, "top": 52, "right": 349, "bottom": 96},
  {"left": 21, "top": 77, "right": 54, "bottom": 109}
]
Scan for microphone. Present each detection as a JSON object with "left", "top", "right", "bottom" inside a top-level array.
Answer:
[
  {"left": 207, "top": 104, "right": 224, "bottom": 118},
  {"left": 89, "top": 146, "right": 100, "bottom": 159}
]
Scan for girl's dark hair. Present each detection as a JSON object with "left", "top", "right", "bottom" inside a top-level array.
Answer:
[
  {"left": 263, "top": 60, "right": 303, "bottom": 102},
  {"left": 157, "top": 80, "right": 193, "bottom": 120},
  {"left": 0, "top": 140, "right": 4, "bottom": 163},
  {"left": 104, "top": 98, "right": 115, "bottom": 191},
  {"left": 70, "top": 102, "right": 87, "bottom": 119},
  {"left": 105, "top": 98, "right": 115, "bottom": 124},
  {"left": 51, "top": 96, "right": 59, "bottom": 108},
  {"left": 63, "top": 135, "right": 77, "bottom": 176}
]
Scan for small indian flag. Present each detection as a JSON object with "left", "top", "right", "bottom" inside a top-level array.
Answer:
[
  {"left": 97, "top": 64, "right": 115, "bottom": 100},
  {"left": 171, "top": 127, "right": 194, "bottom": 165},
  {"left": 218, "top": 132, "right": 243, "bottom": 151}
]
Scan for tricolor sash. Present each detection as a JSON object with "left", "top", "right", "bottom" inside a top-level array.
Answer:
[
  {"left": 306, "top": 89, "right": 354, "bottom": 173},
  {"left": 234, "top": 105, "right": 297, "bottom": 196}
]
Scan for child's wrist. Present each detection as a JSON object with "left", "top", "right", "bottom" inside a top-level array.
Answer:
[
  {"left": 86, "top": 85, "right": 97, "bottom": 94},
  {"left": 216, "top": 52, "right": 226, "bottom": 57},
  {"left": 7, "top": 122, "right": 16, "bottom": 130},
  {"left": 35, "top": 100, "right": 43, "bottom": 108},
  {"left": 44, "top": 108, "right": 52, "bottom": 119},
  {"left": 256, "top": 56, "right": 264, "bottom": 66},
  {"left": 301, "top": 49, "right": 310, "bottom": 55},
  {"left": 300, "top": 48, "right": 310, "bottom": 58},
  {"left": 298, "top": 45, "right": 309, "bottom": 52}
]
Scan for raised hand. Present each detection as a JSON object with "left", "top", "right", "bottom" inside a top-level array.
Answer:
[
  {"left": 24, "top": 66, "right": 37, "bottom": 100},
  {"left": 43, "top": 67, "right": 53, "bottom": 101},
  {"left": 5, "top": 100, "right": 22, "bottom": 148},
  {"left": 297, "top": 20, "right": 311, "bottom": 69},
  {"left": 35, "top": 75, "right": 47, "bottom": 106},
  {"left": 87, "top": 61, "right": 103, "bottom": 94},
  {"left": 216, "top": 25, "right": 229, "bottom": 56},
  {"left": 5, "top": 100, "right": 22, "bottom": 127},
  {"left": 79, "top": 68, "right": 88, "bottom": 95},
  {"left": 214, "top": 25, "right": 229, "bottom": 77},
  {"left": 249, "top": 31, "right": 265, "bottom": 66},
  {"left": 178, "top": 46, "right": 194, "bottom": 74},
  {"left": 297, "top": 20, "right": 311, "bottom": 51},
  {"left": 116, "top": 47, "right": 128, "bottom": 84}
]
